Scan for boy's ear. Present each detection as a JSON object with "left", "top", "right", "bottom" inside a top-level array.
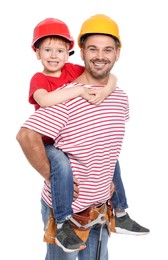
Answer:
[{"left": 36, "top": 49, "right": 41, "bottom": 60}]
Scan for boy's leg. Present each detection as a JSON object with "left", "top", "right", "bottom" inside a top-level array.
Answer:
[
  {"left": 111, "top": 160, "right": 128, "bottom": 211},
  {"left": 45, "top": 145, "right": 86, "bottom": 252},
  {"left": 45, "top": 145, "right": 73, "bottom": 221},
  {"left": 41, "top": 199, "right": 78, "bottom": 260},
  {"left": 112, "top": 161, "right": 150, "bottom": 235}
]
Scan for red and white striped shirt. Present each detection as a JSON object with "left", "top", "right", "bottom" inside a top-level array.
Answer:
[{"left": 23, "top": 83, "right": 129, "bottom": 213}]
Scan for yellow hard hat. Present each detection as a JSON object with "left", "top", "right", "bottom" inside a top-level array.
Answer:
[{"left": 78, "top": 14, "right": 121, "bottom": 48}]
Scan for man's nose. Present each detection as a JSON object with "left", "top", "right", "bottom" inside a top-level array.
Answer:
[{"left": 96, "top": 50, "right": 104, "bottom": 59}]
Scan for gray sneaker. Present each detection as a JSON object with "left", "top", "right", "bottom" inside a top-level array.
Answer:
[
  {"left": 115, "top": 213, "right": 150, "bottom": 235},
  {"left": 55, "top": 220, "right": 86, "bottom": 252}
]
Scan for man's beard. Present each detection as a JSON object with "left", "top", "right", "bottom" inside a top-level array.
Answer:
[
  {"left": 85, "top": 58, "right": 113, "bottom": 79},
  {"left": 87, "top": 64, "right": 112, "bottom": 79}
]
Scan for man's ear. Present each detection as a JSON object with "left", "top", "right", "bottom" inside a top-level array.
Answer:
[
  {"left": 116, "top": 48, "right": 121, "bottom": 62},
  {"left": 36, "top": 49, "right": 41, "bottom": 60},
  {"left": 80, "top": 49, "right": 84, "bottom": 61}
]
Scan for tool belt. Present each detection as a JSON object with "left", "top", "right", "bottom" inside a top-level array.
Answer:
[{"left": 43, "top": 200, "right": 116, "bottom": 245}]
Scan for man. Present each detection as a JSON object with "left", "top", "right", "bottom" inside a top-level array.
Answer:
[{"left": 16, "top": 14, "right": 149, "bottom": 260}]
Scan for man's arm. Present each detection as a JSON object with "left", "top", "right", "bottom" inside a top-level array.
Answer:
[{"left": 16, "top": 128, "right": 50, "bottom": 181}]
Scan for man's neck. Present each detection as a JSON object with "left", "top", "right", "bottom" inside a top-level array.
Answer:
[{"left": 74, "top": 71, "right": 109, "bottom": 86}]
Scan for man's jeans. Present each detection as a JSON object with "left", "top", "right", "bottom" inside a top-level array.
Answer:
[
  {"left": 41, "top": 199, "right": 109, "bottom": 260},
  {"left": 45, "top": 145, "right": 128, "bottom": 222}
]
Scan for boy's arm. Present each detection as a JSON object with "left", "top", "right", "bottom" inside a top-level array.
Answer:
[
  {"left": 106, "top": 73, "right": 118, "bottom": 94},
  {"left": 34, "top": 86, "right": 91, "bottom": 107},
  {"left": 87, "top": 73, "right": 117, "bottom": 105}
]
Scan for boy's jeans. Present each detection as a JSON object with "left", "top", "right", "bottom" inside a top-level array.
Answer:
[
  {"left": 41, "top": 199, "right": 109, "bottom": 260},
  {"left": 112, "top": 160, "right": 128, "bottom": 211},
  {"left": 45, "top": 145, "right": 73, "bottom": 222},
  {"left": 45, "top": 145, "right": 128, "bottom": 222}
]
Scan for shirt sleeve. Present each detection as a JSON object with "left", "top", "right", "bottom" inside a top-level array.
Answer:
[
  {"left": 125, "top": 96, "right": 130, "bottom": 122},
  {"left": 29, "top": 73, "right": 50, "bottom": 105},
  {"left": 22, "top": 104, "right": 69, "bottom": 140},
  {"left": 65, "top": 63, "right": 84, "bottom": 79}
]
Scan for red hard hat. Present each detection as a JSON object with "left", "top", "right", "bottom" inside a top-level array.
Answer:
[{"left": 31, "top": 18, "right": 74, "bottom": 51}]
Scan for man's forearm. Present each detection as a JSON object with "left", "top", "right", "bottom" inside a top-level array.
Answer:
[{"left": 16, "top": 128, "right": 50, "bottom": 180}]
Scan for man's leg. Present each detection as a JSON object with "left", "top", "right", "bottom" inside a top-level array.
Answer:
[
  {"left": 112, "top": 161, "right": 150, "bottom": 235},
  {"left": 78, "top": 224, "right": 109, "bottom": 260},
  {"left": 41, "top": 198, "right": 79, "bottom": 260}
]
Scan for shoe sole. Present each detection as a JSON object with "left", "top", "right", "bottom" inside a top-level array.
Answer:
[
  {"left": 55, "top": 238, "right": 86, "bottom": 253},
  {"left": 115, "top": 227, "right": 150, "bottom": 236}
]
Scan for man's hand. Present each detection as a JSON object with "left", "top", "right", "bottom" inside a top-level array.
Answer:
[
  {"left": 73, "top": 176, "right": 79, "bottom": 201},
  {"left": 73, "top": 178, "right": 115, "bottom": 202},
  {"left": 110, "top": 181, "right": 115, "bottom": 197}
]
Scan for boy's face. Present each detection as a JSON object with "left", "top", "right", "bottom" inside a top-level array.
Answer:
[
  {"left": 36, "top": 37, "right": 69, "bottom": 76},
  {"left": 80, "top": 34, "right": 120, "bottom": 80}
]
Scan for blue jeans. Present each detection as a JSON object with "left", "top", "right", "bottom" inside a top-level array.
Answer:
[
  {"left": 111, "top": 160, "right": 128, "bottom": 211},
  {"left": 45, "top": 145, "right": 73, "bottom": 222},
  {"left": 45, "top": 145, "right": 128, "bottom": 222},
  {"left": 41, "top": 199, "right": 109, "bottom": 260}
]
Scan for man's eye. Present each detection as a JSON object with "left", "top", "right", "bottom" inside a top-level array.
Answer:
[
  {"left": 105, "top": 49, "right": 112, "bottom": 53},
  {"left": 89, "top": 48, "right": 97, "bottom": 52},
  {"left": 104, "top": 48, "right": 115, "bottom": 53}
]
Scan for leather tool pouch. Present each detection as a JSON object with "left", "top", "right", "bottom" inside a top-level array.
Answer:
[{"left": 43, "top": 201, "right": 115, "bottom": 245}]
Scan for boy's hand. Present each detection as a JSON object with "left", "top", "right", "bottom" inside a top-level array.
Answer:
[
  {"left": 86, "top": 73, "right": 118, "bottom": 105},
  {"left": 87, "top": 87, "right": 108, "bottom": 105},
  {"left": 81, "top": 73, "right": 117, "bottom": 105}
]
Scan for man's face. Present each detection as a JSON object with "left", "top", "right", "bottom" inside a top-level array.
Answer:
[{"left": 80, "top": 34, "right": 120, "bottom": 79}]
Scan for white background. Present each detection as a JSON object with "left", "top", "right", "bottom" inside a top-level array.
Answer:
[{"left": 1, "top": 0, "right": 168, "bottom": 259}]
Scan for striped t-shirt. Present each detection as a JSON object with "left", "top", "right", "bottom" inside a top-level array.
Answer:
[{"left": 23, "top": 83, "right": 129, "bottom": 213}]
